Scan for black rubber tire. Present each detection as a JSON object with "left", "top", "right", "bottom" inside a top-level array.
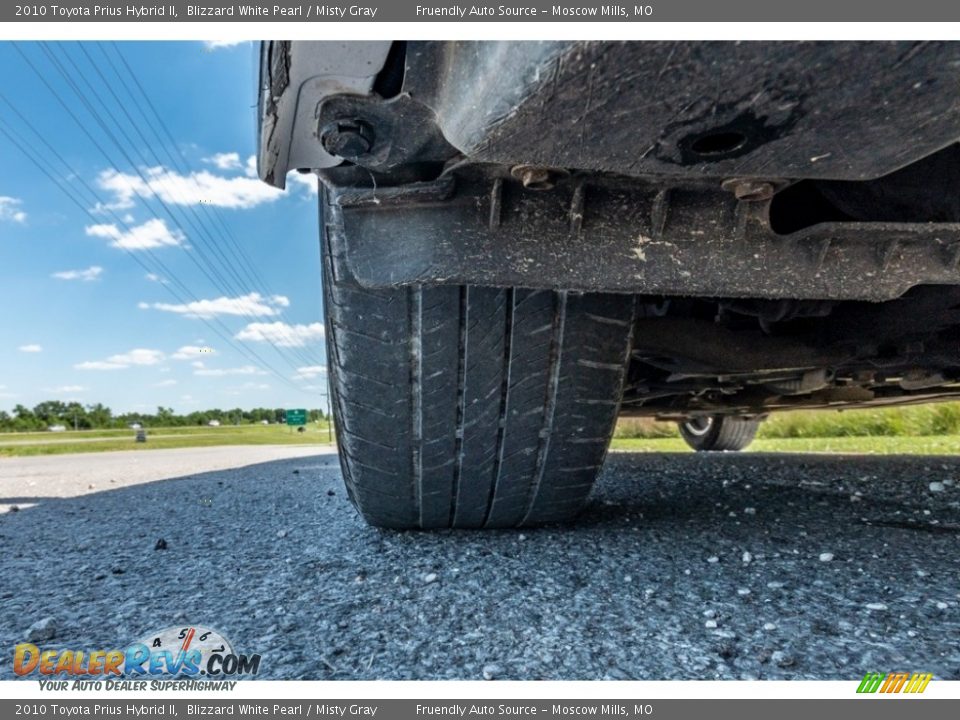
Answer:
[
  {"left": 678, "top": 416, "right": 761, "bottom": 452},
  {"left": 321, "top": 189, "right": 636, "bottom": 529}
]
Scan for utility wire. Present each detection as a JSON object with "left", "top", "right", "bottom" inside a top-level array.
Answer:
[
  {"left": 102, "top": 41, "right": 326, "bottom": 369},
  {"left": 0, "top": 113, "right": 309, "bottom": 396},
  {"left": 0, "top": 109, "right": 309, "bottom": 395},
  {"left": 3, "top": 45, "right": 318, "bottom": 395},
  {"left": 34, "top": 41, "right": 320, "bottom": 381}
]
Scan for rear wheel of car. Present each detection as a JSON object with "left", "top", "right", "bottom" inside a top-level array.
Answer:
[
  {"left": 678, "top": 415, "right": 761, "bottom": 452},
  {"left": 321, "top": 190, "right": 636, "bottom": 528}
]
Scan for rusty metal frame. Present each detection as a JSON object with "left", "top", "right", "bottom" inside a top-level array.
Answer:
[{"left": 329, "top": 167, "right": 960, "bottom": 302}]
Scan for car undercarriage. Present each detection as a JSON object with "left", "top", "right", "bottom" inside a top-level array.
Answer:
[{"left": 259, "top": 40, "right": 960, "bottom": 526}]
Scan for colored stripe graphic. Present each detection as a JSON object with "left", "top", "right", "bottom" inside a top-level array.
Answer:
[
  {"left": 904, "top": 673, "right": 933, "bottom": 693},
  {"left": 857, "top": 672, "right": 931, "bottom": 694},
  {"left": 881, "top": 672, "right": 908, "bottom": 693},
  {"left": 857, "top": 672, "right": 885, "bottom": 693}
]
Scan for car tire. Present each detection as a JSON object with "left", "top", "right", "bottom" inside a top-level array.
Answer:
[
  {"left": 678, "top": 415, "right": 761, "bottom": 452},
  {"left": 321, "top": 189, "right": 636, "bottom": 528}
]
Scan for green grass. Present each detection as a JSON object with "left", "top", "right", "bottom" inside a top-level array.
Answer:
[
  {"left": 609, "top": 434, "right": 960, "bottom": 455},
  {"left": 0, "top": 423, "right": 334, "bottom": 457},
  {"left": 759, "top": 404, "right": 960, "bottom": 438},
  {"left": 8, "top": 405, "right": 960, "bottom": 458},
  {"left": 1, "top": 426, "right": 269, "bottom": 441},
  {"left": 614, "top": 403, "right": 960, "bottom": 444}
]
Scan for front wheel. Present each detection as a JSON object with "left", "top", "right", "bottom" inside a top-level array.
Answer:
[{"left": 678, "top": 415, "right": 762, "bottom": 452}]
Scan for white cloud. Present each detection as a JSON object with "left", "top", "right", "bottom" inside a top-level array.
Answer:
[
  {"left": 287, "top": 171, "right": 319, "bottom": 195},
  {"left": 171, "top": 345, "right": 216, "bottom": 360},
  {"left": 145, "top": 272, "right": 167, "bottom": 284},
  {"left": 0, "top": 196, "right": 26, "bottom": 223},
  {"left": 154, "top": 379, "right": 178, "bottom": 387},
  {"left": 194, "top": 365, "right": 268, "bottom": 377},
  {"left": 191, "top": 360, "right": 205, "bottom": 369},
  {"left": 232, "top": 382, "right": 271, "bottom": 391},
  {"left": 18, "top": 344, "right": 42, "bottom": 353},
  {"left": 44, "top": 385, "right": 86, "bottom": 393},
  {"left": 76, "top": 348, "right": 165, "bottom": 370},
  {"left": 109, "top": 349, "right": 165, "bottom": 366},
  {"left": 87, "top": 218, "right": 184, "bottom": 250},
  {"left": 204, "top": 152, "right": 242, "bottom": 171},
  {"left": 97, "top": 166, "right": 283, "bottom": 211},
  {"left": 204, "top": 40, "right": 249, "bottom": 50},
  {"left": 235, "top": 321, "right": 324, "bottom": 347},
  {"left": 293, "top": 365, "right": 327, "bottom": 380},
  {"left": 52, "top": 265, "right": 103, "bottom": 282},
  {"left": 302, "top": 384, "right": 328, "bottom": 391},
  {"left": 75, "top": 360, "right": 126, "bottom": 370},
  {"left": 244, "top": 155, "right": 257, "bottom": 178},
  {"left": 242, "top": 153, "right": 315, "bottom": 195},
  {"left": 141, "top": 292, "right": 288, "bottom": 319}
]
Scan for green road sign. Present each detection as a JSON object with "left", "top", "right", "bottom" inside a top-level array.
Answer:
[{"left": 286, "top": 409, "right": 307, "bottom": 426}]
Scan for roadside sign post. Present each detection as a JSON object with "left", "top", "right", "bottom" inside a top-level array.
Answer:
[
  {"left": 321, "top": 388, "right": 333, "bottom": 443},
  {"left": 286, "top": 409, "right": 307, "bottom": 432}
]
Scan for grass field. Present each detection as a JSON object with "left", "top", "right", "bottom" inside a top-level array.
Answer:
[
  {"left": 0, "top": 423, "right": 334, "bottom": 457},
  {"left": 615, "top": 403, "right": 960, "bottom": 440},
  {"left": 609, "top": 435, "right": 960, "bottom": 455},
  {"left": 610, "top": 404, "right": 960, "bottom": 454},
  {"left": 5, "top": 406, "right": 960, "bottom": 457}
]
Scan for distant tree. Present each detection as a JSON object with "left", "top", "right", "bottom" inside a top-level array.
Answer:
[
  {"left": 156, "top": 406, "right": 175, "bottom": 426},
  {"left": 187, "top": 410, "right": 210, "bottom": 426},
  {"left": 33, "top": 400, "right": 68, "bottom": 425},
  {"left": 1, "top": 401, "right": 335, "bottom": 433},
  {"left": 244, "top": 407, "right": 272, "bottom": 423},
  {"left": 12, "top": 403, "right": 42, "bottom": 431},
  {"left": 63, "top": 401, "right": 91, "bottom": 430},
  {"left": 86, "top": 403, "right": 112, "bottom": 428}
]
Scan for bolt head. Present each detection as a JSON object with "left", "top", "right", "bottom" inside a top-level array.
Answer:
[
  {"left": 320, "top": 119, "right": 375, "bottom": 159},
  {"left": 721, "top": 178, "right": 776, "bottom": 202},
  {"left": 510, "top": 164, "right": 568, "bottom": 191}
]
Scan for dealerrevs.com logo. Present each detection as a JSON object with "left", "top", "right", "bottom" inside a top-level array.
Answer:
[
  {"left": 14, "top": 625, "right": 261, "bottom": 686},
  {"left": 856, "top": 672, "right": 933, "bottom": 694}
]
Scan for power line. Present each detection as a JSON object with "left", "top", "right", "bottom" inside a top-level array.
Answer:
[
  {"left": 40, "top": 43, "right": 257, "bottom": 313},
  {"left": 29, "top": 41, "right": 321, "bottom": 385},
  {"left": 2, "top": 44, "right": 319, "bottom": 396},
  {"left": 0, "top": 111, "right": 308, "bottom": 396},
  {"left": 66, "top": 42, "right": 321, "bottom": 367},
  {"left": 102, "top": 41, "right": 327, "bottom": 369}
]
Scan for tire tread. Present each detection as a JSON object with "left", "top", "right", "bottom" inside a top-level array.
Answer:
[{"left": 322, "top": 188, "right": 634, "bottom": 528}]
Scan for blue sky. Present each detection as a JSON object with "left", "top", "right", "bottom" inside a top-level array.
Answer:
[{"left": 0, "top": 41, "right": 330, "bottom": 414}]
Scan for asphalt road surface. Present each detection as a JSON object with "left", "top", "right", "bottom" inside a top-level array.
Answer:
[{"left": 1, "top": 446, "right": 959, "bottom": 680}]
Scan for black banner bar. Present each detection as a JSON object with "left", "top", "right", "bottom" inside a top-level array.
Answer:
[
  {"left": 4, "top": 1, "right": 960, "bottom": 22},
  {"left": 1, "top": 699, "right": 959, "bottom": 719}
]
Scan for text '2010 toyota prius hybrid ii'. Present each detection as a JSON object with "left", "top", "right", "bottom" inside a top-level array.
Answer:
[{"left": 258, "top": 40, "right": 960, "bottom": 529}]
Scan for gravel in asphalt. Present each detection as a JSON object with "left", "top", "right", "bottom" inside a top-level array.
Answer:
[{"left": 1, "top": 448, "right": 959, "bottom": 680}]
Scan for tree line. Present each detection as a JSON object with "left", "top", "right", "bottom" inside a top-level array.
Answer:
[{"left": 0, "top": 401, "right": 328, "bottom": 432}]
